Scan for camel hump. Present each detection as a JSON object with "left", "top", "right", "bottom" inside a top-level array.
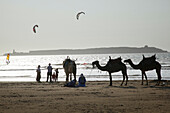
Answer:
[
  {"left": 109, "top": 57, "right": 122, "bottom": 63},
  {"left": 142, "top": 54, "right": 156, "bottom": 62},
  {"left": 63, "top": 59, "right": 76, "bottom": 68},
  {"left": 107, "top": 57, "right": 122, "bottom": 66},
  {"left": 140, "top": 54, "right": 157, "bottom": 65}
]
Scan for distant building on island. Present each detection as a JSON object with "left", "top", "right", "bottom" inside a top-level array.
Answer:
[
  {"left": 144, "top": 45, "right": 149, "bottom": 48},
  {"left": 3, "top": 46, "right": 168, "bottom": 56},
  {"left": 13, "top": 49, "right": 16, "bottom": 54},
  {"left": 3, "top": 49, "right": 29, "bottom": 56}
]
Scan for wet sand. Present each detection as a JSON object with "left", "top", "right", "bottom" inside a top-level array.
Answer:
[{"left": 0, "top": 80, "right": 170, "bottom": 113}]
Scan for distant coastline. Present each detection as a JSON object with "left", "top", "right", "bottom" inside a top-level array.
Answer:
[{"left": 3, "top": 45, "right": 168, "bottom": 56}]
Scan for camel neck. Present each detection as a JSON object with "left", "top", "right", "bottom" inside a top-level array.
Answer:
[
  {"left": 128, "top": 60, "right": 140, "bottom": 69},
  {"left": 95, "top": 63, "right": 108, "bottom": 71}
]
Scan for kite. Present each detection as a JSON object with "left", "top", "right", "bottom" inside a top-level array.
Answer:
[
  {"left": 6, "top": 54, "right": 10, "bottom": 65},
  {"left": 76, "top": 12, "right": 85, "bottom": 20},
  {"left": 33, "top": 25, "right": 39, "bottom": 33},
  {"left": 82, "top": 63, "right": 88, "bottom": 65}
]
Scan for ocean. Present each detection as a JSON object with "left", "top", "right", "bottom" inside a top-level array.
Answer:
[{"left": 0, "top": 53, "right": 170, "bottom": 82}]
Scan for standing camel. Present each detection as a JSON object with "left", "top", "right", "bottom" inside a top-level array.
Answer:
[
  {"left": 92, "top": 57, "right": 128, "bottom": 86},
  {"left": 63, "top": 58, "right": 77, "bottom": 82},
  {"left": 124, "top": 55, "right": 161, "bottom": 85}
]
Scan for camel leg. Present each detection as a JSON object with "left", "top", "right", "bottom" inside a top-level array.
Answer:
[
  {"left": 143, "top": 72, "right": 148, "bottom": 85},
  {"left": 70, "top": 73, "right": 72, "bottom": 81},
  {"left": 66, "top": 73, "right": 69, "bottom": 82},
  {"left": 121, "top": 75, "right": 125, "bottom": 86},
  {"left": 73, "top": 73, "right": 76, "bottom": 81},
  {"left": 156, "top": 69, "right": 161, "bottom": 85},
  {"left": 125, "top": 74, "right": 128, "bottom": 86},
  {"left": 141, "top": 72, "right": 144, "bottom": 85},
  {"left": 109, "top": 73, "right": 112, "bottom": 86},
  {"left": 122, "top": 70, "right": 128, "bottom": 86}
]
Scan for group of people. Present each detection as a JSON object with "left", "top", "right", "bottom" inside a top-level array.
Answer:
[
  {"left": 36, "top": 63, "right": 86, "bottom": 87},
  {"left": 46, "top": 63, "right": 59, "bottom": 82},
  {"left": 36, "top": 63, "right": 59, "bottom": 83}
]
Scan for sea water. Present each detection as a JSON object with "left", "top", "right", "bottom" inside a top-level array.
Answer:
[{"left": 0, "top": 53, "right": 170, "bottom": 82}]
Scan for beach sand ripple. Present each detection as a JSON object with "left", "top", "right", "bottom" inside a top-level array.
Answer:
[{"left": 0, "top": 80, "right": 170, "bottom": 113}]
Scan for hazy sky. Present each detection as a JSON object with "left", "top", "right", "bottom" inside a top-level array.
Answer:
[{"left": 1, "top": 0, "right": 170, "bottom": 55}]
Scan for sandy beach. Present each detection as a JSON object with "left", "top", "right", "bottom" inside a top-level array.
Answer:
[{"left": 0, "top": 80, "right": 170, "bottom": 113}]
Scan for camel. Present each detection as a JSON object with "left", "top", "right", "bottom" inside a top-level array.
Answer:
[
  {"left": 63, "top": 58, "right": 77, "bottom": 82},
  {"left": 124, "top": 55, "right": 161, "bottom": 85},
  {"left": 92, "top": 56, "right": 128, "bottom": 86}
]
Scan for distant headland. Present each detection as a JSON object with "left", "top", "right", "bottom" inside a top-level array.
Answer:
[{"left": 3, "top": 45, "right": 168, "bottom": 56}]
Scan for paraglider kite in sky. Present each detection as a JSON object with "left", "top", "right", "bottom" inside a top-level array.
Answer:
[
  {"left": 6, "top": 53, "right": 10, "bottom": 65},
  {"left": 76, "top": 11, "right": 85, "bottom": 20},
  {"left": 33, "top": 25, "right": 39, "bottom": 33}
]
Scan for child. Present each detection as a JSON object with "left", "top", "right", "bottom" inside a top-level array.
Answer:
[
  {"left": 52, "top": 72, "right": 56, "bottom": 82},
  {"left": 36, "top": 65, "right": 41, "bottom": 82}
]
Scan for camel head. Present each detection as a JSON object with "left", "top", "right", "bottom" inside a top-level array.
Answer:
[
  {"left": 124, "top": 59, "right": 132, "bottom": 64},
  {"left": 92, "top": 60, "right": 99, "bottom": 68}
]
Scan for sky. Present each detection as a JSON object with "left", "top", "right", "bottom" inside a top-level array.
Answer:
[{"left": 0, "top": 0, "right": 170, "bottom": 55}]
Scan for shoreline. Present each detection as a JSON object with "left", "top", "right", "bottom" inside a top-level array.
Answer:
[
  {"left": 0, "top": 79, "right": 168, "bottom": 82},
  {"left": 0, "top": 78, "right": 170, "bottom": 82},
  {"left": 0, "top": 80, "right": 170, "bottom": 113}
]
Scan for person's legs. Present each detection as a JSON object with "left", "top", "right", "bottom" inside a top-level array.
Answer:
[
  {"left": 55, "top": 77, "right": 56, "bottom": 82},
  {"left": 36, "top": 75, "right": 38, "bottom": 82},
  {"left": 49, "top": 72, "right": 52, "bottom": 82},
  {"left": 56, "top": 75, "right": 58, "bottom": 81},
  {"left": 37, "top": 74, "right": 40, "bottom": 82},
  {"left": 46, "top": 72, "right": 49, "bottom": 82}
]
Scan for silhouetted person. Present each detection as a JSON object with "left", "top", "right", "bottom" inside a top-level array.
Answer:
[
  {"left": 55, "top": 68, "right": 59, "bottom": 82},
  {"left": 46, "top": 63, "right": 52, "bottom": 82},
  {"left": 78, "top": 73, "right": 86, "bottom": 87},
  {"left": 36, "top": 65, "right": 41, "bottom": 82},
  {"left": 63, "top": 56, "right": 71, "bottom": 68},
  {"left": 64, "top": 79, "right": 76, "bottom": 87}
]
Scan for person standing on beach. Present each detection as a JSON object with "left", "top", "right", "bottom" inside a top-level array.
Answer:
[
  {"left": 36, "top": 65, "right": 41, "bottom": 82},
  {"left": 55, "top": 68, "right": 59, "bottom": 82},
  {"left": 46, "top": 63, "right": 52, "bottom": 82}
]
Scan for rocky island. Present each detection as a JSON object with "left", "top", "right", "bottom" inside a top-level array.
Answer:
[{"left": 4, "top": 45, "right": 168, "bottom": 56}]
